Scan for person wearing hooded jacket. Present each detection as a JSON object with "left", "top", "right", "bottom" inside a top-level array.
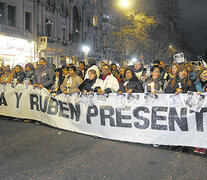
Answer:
[
  {"left": 84, "top": 57, "right": 100, "bottom": 80},
  {"left": 33, "top": 57, "right": 55, "bottom": 89},
  {"left": 93, "top": 64, "right": 119, "bottom": 94},
  {"left": 118, "top": 68, "right": 144, "bottom": 94}
]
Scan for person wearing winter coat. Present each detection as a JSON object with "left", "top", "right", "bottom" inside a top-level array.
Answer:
[
  {"left": 93, "top": 64, "right": 119, "bottom": 95},
  {"left": 25, "top": 63, "right": 35, "bottom": 83},
  {"left": 84, "top": 58, "right": 100, "bottom": 80},
  {"left": 143, "top": 65, "right": 165, "bottom": 94},
  {"left": 133, "top": 61, "right": 146, "bottom": 83},
  {"left": 13, "top": 65, "right": 25, "bottom": 83},
  {"left": 78, "top": 69, "right": 97, "bottom": 94},
  {"left": 118, "top": 68, "right": 144, "bottom": 94},
  {"left": 164, "top": 65, "right": 196, "bottom": 94},
  {"left": 60, "top": 65, "right": 83, "bottom": 95},
  {"left": 33, "top": 57, "right": 55, "bottom": 89},
  {"left": 195, "top": 67, "right": 207, "bottom": 93},
  {"left": 49, "top": 68, "right": 64, "bottom": 95}
]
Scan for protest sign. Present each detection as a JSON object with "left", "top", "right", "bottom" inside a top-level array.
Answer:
[{"left": 1, "top": 84, "right": 207, "bottom": 148}]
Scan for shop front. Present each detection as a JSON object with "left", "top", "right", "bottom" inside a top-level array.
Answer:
[{"left": 0, "top": 35, "right": 35, "bottom": 67}]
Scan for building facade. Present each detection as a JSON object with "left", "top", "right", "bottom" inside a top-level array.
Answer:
[{"left": 0, "top": 0, "right": 104, "bottom": 67}]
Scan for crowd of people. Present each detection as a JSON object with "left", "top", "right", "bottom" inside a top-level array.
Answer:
[{"left": 0, "top": 57, "right": 207, "bottom": 154}]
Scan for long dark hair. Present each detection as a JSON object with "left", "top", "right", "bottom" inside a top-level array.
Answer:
[
  {"left": 170, "top": 65, "right": 191, "bottom": 87},
  {"left": 124, "top": 68, "right": 138, "bottom": 81}
]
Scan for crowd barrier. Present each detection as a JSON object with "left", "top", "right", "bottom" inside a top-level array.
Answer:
[{"left": 0, "top": 83, "right": 207, "bottom": 148}]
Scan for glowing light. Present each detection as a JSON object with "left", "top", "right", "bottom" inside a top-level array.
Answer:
[
  {"left": 132, "top": 57, "right": 137, "bottom": 62},
  {"left": 120, "top": 0, "right": 129, "bottom": 8},
  {"left": 82, "top": 46, "right": 90, "bottom": 54}
]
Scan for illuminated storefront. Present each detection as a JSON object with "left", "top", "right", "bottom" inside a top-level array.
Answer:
[{"left": 0, "top": 35, "right": 35, "bottom": 67}]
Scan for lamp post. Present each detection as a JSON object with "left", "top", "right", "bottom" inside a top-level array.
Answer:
[
  {"left": 118, "top": 0, "right": 129, "bottom": 66},
  {"left": 82, "top": 46, "right": 90, "bottom": 64}
]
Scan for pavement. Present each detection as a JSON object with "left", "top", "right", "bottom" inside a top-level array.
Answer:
[{"left": 0, "top": 116, "right": 207, "bottom": 180}]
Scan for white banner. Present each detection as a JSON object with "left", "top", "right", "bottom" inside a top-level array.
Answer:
[{"left": 1, "top": 84, "right": 207, "bottom": 148}]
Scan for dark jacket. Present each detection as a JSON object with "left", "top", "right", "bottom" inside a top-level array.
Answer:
[
  {"left": 119, "top": 78, "right": 144, "bottom": 93},
  {"left": 165, "top": 78, "right": 196, "bottom": 93},
  {"left": 33, "top": 65, "right": 55, "bottom": 89},
  {"left": 25, "top": 70, "right": 34, "bottom": 83},
  {"left": 51, "top": 76, "right": 64, "bottom": 94},
  {"left": 78, "top": 78, "right": 97, "bottom": 92},
  {"left": 144, "top": 77, "right": 165, "bottom": 93},
  {"left": 13, "top": 71, "right": 25, "bottom": 83}
]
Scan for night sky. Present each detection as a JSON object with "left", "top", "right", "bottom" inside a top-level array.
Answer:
[{"left": 178, "top": 0, "right": 207, "bottom": 55}]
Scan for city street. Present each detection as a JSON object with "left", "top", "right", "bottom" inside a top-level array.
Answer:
[{"left": 0, "top": 116, "right": 207, "bottom": 180}]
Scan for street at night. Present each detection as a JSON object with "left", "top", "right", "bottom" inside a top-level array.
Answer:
[
  {"left": 0, "top": 117, "right": 207, "bottom": 180},
  {"left": 1, "top": 0, "right": 207, "bottom": 179}
]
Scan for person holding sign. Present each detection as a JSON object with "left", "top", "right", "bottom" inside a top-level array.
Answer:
[
  {"left": 93, "top": 64, "right": 119, "bottom": 95},
  {"left": 165, "top": 65, "right": 196, "bottom": 94},
  {"left": 118, "top": 68, "right": 144, "bottom": 94},
  {"left": 13, "top": 65, "right": 25, "bottom": 83},
  {"left": 78, "top": 69, "right": 98, "bottom": 94},
  {"left": 33, "top": 57, "right": 55, "bottom": 90},
  {"left": 193, "top": 67, "right": 207, "bottom": 154},
  {"left": 143, "top": 65, "right": 165, "bottom": 94}
]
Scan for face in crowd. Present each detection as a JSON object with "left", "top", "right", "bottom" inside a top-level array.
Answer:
[
  {"left": 88, "top": 70, "right": 96, "bottom": 80},
  {"left": 102, "top": 65, "right": 111, "bottom": 76},
  {"left": 79, "top": 63, "right": 85, "bottom": 71},
  {"left": 178, "top": 68, "right": 188, "bottom": 80},
  {"left": 39, "top": 59, "right": 47, "bottom": 68},
  {"left": 151, "top": 67, "right": 160, "bottom": 80},
  {"left": 111, "top": 64, "right": 117, "bottom": 70},
  {"left": 160, "top": 61, "right": 165, "bottom": 69},
  {"left": 134, "top": 62, "right": 142, "bottom": 70},
  {"left": 15, "top": 66, "right": 21, "bottom": 73},
  {"left": 62, "top": 68, "right": 69, "bottom": 76},
  {"left": 25, "top": 66, "right": 30, "bottom": 72},
  {"left": 68, "top": 67, "right": 76, "bottom": 76},
  {"left": 120, "top": 67, "right": 125, "bottom": 76},
  {"left": 125, "top": 70, "right": 133, "bottom": 81},
  {"left": 200, "top": 70, "right": 207, "bottom": 82},
  {"left": 171, "top": 65, "right": 178, "bottom": 76}
]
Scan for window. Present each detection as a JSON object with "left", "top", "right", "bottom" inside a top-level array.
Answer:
[
  {"left": 93, "top": 15, "right": 98, "bottom": 27},
  {"left": 25, "top": 12, "right": 31, "bottom": 31},
  {"left": 45, "top": 19, "right": 53, "bottom": 37},
  {"left": 60, "top": 0, "right": 64, "bottom": 12},
  {"left": 0, "top": 2, "right": 5, "bottom": 24},
  {"left": 8, "top": 5, "right": 15, "bottom": 26}
]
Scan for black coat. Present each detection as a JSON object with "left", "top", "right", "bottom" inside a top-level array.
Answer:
[
  {"left": 119, "top": 78, "right": 144, "bottom": 93},
  {"left": 51, "top": 76, "right": 64, "bottom": 94},
  {"left": 78, "top": 78, "right": 97, "bottom": 92},
  {"left": 164, "top": 79, "right": 196, "bottom": 93},
  {"left": 13, "top": 71, "right": 25, "bottom": 83}
]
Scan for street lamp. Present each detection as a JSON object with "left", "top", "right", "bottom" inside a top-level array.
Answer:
[
  {"left": 132, "top": 57, "right": 137, "bottom": 62},
  {"left": 120, "top": 0, "right": 129, "bottom": 8},
  {"left": 82, "top": 45, "right": 90, "bottom": 64}
]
